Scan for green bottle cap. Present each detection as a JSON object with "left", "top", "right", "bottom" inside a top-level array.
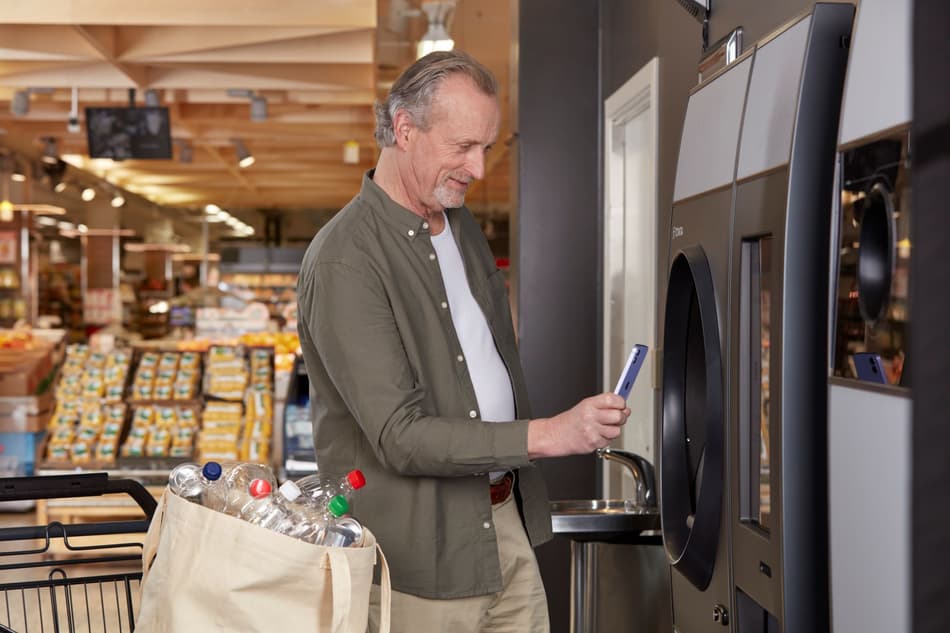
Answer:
[{"left": 327, "top": 495, "right": 349, "bottom": 517}]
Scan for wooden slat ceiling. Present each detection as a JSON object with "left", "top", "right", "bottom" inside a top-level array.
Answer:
[{"left": 0, "top": 0, "right": 512, "bottom": 214}]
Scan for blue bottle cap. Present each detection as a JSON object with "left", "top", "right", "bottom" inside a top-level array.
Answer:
[{"left": 202, "top": 461, "right": 223, "bottom": 480}]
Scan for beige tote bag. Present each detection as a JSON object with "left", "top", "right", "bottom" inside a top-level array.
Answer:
[{"left": 136, "top": 491, "right": 391, "bottom": 632}]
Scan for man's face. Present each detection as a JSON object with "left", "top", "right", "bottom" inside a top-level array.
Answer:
[{"left": 404, "top": 75, "right": 501, "bottom": 212}]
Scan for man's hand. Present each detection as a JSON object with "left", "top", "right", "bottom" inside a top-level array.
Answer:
[{"left": 526, "top": 393, "right": 631, "bottom": 459}]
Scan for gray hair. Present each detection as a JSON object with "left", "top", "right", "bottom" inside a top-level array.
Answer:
[{"left": 374, "top": 50, "right": 498, "bottom": 148}]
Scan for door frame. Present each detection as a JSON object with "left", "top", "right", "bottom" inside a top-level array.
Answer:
[{"left": 601, "top": 57, "right": 660, "bottom": 498}]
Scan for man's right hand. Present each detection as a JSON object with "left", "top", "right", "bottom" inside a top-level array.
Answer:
[{"left": 526, "top": 393, "right": 631, "bottom": 459}]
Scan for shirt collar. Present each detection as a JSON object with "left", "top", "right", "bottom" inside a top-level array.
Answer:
[{"left": 359, "top": 169, "right": 462, "bottom": 241}]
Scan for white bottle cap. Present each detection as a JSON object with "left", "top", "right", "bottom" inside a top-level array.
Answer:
[{"left": 279, "top": 480, "right": 302, "bottom": 502}]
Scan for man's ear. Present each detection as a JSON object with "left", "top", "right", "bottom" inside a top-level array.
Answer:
[{"left": 392, "top": 108, "right": 414, "bottom": 150}]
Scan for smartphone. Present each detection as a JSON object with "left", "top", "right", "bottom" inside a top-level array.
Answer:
[
  {"left": 614, "top": 344, "right": 649, "bottom": 401},
  {"left": 854, "top": 352, "right": 888, "bottom": 385}
]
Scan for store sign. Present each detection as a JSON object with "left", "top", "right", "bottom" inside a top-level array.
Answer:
[
  {"left": 0, "top": 231, "right": 16, "bottom": 265},
  {"left": 195, "top": 302, "right": 270, "bottom": 339},
  {"left": 84, "top": 288, "right": 118, "bottom": 325}
]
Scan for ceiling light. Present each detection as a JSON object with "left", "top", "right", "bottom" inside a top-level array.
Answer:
[
  {"left": 81, "top": 186, "right": 96, "bottom": 202},
  {"left": 110, "top": 192, "right": 126, "bottom": 208},
  {"left": 343, "top": 140, "right": 360, "bottom": 165},
  {"left": 41, "top": 138, "right": 59, "bottom": 165},
  {"left": 232, "top": 139, "right": 255, "bottom": 168},
  {"left": 0, "top": 200, "right": 13, "bottom": 223},
  {"left": 144, "top": 89, "right": 161, "bottom": 107},
  {"left": 11, "top": 91, "right": 29, "bottom": 117},
  {"left": 227, "top": 89, "right": 268, "bottom": 121},
  {"left": 417, "top": 2, "right": 456, "bottom": 59},
  {"left": 204, "top": 204, "right": 222, "bottom": 215},
  {"left": 10, "top": 87, "right": 54, "bottom": 117},
  {"left": 54, "top": 180, "right": 68, "bottom": 194},
  {"left": 178, "top": 142, "right": 193, "bottom": 164},
  {"left": 10, "top": 159, "right": 26, "bottom": 182},
  {"left": 250, "top": 96, "right": 268, "bottom": 122}
]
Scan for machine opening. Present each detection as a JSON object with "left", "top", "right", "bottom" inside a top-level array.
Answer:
[
  {"left": 661, "top": 246, "right": 724, "bottom": 590},
  {"left": 856, "top": 182, "right": 895, "bottom": 324}
]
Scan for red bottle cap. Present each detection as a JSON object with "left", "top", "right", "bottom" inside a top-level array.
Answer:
[
  {"left": 249, "top": 479, "right": 272, "bottom": 498},
  {"left": 347, "top": 470, "right": 366, "bottom": 489}
]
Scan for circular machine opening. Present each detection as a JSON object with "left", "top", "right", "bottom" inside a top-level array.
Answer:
[
  {"left": 661, "top": 246, "right": 724, "bottom": 591},
  {"left": 857, "top": 182, "right": 896, "bottom": 324}
]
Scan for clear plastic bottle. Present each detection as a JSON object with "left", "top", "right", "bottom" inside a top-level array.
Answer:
[
  {"left": 287, "top": 494, "right": 350, "bottom": 544},
  {"left": 168, "top": 461, "right": 223, "bottom": 506},
  {"left": 240, "top": 479, "right": 305, "bottom": 534},
  {"left": 321, "top": 515, "right": 365, "bottom": 548},
  {"left": 295, "top": 469, "right": 366, "bottom": 508},
  {"left": 220, "top": 463, "right": 278, "bottom": 517}
]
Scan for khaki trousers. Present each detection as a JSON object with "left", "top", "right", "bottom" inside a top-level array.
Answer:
[{"left": 367, "top": 493, "right": 550, "bottom": 633}]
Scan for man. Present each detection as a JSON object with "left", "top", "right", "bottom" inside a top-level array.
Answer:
[{"left": 297, "top": 50, "right": 629, "bottom": 632}]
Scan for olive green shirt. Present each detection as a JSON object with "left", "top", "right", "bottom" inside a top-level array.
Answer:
[{"left": 297, "top": 171, "right": 553, "bottom": 599}]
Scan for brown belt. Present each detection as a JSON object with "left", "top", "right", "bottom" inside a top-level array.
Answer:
[{"left": 489, "top": 472, "right": 515, "bottom": 505}]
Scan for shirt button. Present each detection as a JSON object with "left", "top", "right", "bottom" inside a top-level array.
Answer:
[
  {"left": 429, "top": 253, "right": 436, "bottom": 261},
  {"left": 407, "top": 229, "right": 415, "bottom": 237},
  {"left": 469, "top": 410, "right": 477, "bottom": 418},
  {"left": 457, "top": 354, "right": 464, "bottom": 363},
  {"left": 422, "top": 222, "right": 429, "bottom": 229},
  {"left": 483, "top": 521, "right": 491, "bottom": 529},
  {"left": 441, "top": 301, "right": 448, "bottom": 309}
]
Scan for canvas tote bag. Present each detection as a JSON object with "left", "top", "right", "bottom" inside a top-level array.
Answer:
[{"left": 136, "top": 491, "right": 391, "bottom": 632}]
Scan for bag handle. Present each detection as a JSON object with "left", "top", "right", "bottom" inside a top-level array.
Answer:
[
  {"left": 326, "top": 547, "right": 353, "bottom": 633},
  {"left": 140, "top": 491, "right": 168, "bottom": 589},
  {"left": 376, "top": 543, "right": 392, "bottom": 633}
]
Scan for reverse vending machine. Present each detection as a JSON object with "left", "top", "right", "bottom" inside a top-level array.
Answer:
[
  {"left": 661, "top": 4, "right": 853, "bottom": 631},
  {"left": 828, "top": 0, "right": 913, "bottom": 631}
]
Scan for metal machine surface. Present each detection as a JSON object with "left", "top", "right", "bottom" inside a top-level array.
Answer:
[
  {"left": 829, "top": 0, "right": 913, "bottom": 631},
  {"left": 727, "top": 5, "right": 853, "bottom": 631},
  {"left": 662, "top": 45, "right": 751, "bottom": 633},
  {"left": 661, "top": 4, "right": 853, "bottom": 631}
]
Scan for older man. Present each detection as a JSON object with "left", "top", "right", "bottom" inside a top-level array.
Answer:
[{"left": 297, "top": 50, "right": 630, "bottom": 633}]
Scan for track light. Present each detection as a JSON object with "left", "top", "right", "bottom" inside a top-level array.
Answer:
[
  {"left": 81, "top": 186, "right": 96, "bottom": 202},
  {"left": 144, "top": 89, "right": 161, "bottom": 107},
  {"left": 417, "top": 2, "right": 456, "bottom": 59},
  {"left": 250, "top": 96, "right": 268, "bottom": 122},
  {"left": 41, "top": 138, "right": 59, "bottom": 165},
  {"left": 10, "top": 159, "right": 26, "bottom": 183},
  {"left": 227, "top": 89, "right": 268, "bottom": 121},
  {"left": 11, "top": 91, "right": 29, "bottom": 117},
  {"left": 10, "top": 87, "right": 55, "bottom": 117},
  {"left": 232, "top": 139, "right": 255, "bottom": 168}
]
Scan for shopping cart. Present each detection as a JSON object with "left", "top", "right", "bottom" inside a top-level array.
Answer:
[{"left": 0, "top": 473, "right": 157, "bottom": 633}]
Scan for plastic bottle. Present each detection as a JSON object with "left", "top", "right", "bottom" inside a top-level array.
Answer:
[
  {"left": 295, "top": 469, "right": 366, "bottom": 508},
  {"left": 168, "top": 461, "right": 223, "bottom": 505},
  {"left": 286, "top": 494, "right": 351, "bottom": 544},
  {"left": 321, "top": 515, "right": 365, "bottom": 548},
  {"left": 240, "top": 479, "right": 306, "bottom": 534},
  {"left": 219, "top": 463, "right": 279, "bottom": 516}
]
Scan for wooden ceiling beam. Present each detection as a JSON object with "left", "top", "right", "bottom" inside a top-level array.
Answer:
[{"left": 0, "top": 1, "right": 377, "bottom": 28}]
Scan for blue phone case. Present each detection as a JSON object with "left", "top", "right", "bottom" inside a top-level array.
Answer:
[
  {"left": 614, "top": 344, "right": 649, "bottom": 401},
  {"left": 854, "top": 352, "right": 888, "bottom": 385}
]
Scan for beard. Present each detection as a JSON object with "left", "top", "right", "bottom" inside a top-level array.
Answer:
[{"left": 433, "top": 174, "right": 471, "bottom": 209}]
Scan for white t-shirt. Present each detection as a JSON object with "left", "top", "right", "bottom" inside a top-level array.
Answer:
[{"left": 430, "top": 214, "right": 514, "bottom": 480}]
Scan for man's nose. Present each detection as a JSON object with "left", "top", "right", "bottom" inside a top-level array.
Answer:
[{"left": 466, "top": 150, "right": 486, "bottom": 180}]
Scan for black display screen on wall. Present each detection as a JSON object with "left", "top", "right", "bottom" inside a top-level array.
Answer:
[{"left": 85, "top": 106, "right": 173, "bottom": 160}]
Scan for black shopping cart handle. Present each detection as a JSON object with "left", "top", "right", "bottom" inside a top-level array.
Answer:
[{"left": 0, "top": 473, "right": 156, "bottom": 516}]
